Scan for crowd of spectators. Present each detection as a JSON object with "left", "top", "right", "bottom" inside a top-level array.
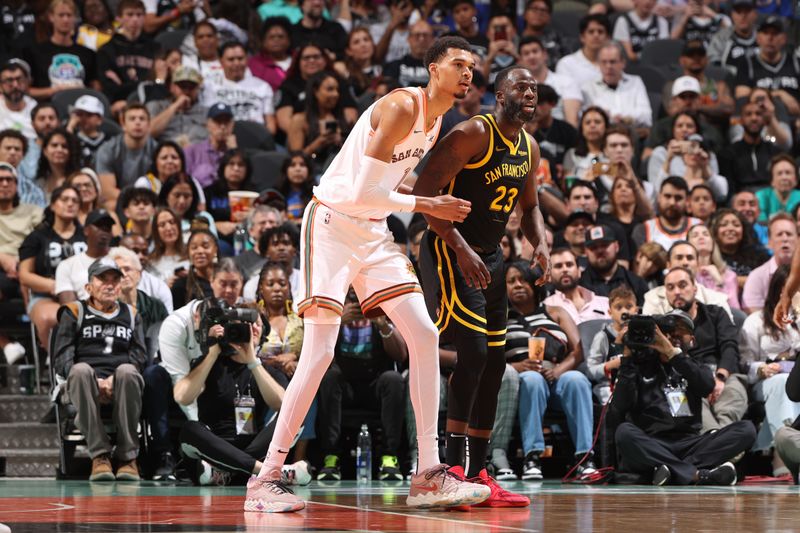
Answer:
[{"left": 1, "top": 0, "right": 800, "bottom": 486}]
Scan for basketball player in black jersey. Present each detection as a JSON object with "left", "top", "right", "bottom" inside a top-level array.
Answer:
[{"left": 412, "top": 65, "right": 550, "bottom": 507}]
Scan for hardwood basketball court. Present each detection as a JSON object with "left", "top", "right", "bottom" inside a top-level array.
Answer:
[{"left": 0, "top": 479, "right": 797, "bottom": 532}]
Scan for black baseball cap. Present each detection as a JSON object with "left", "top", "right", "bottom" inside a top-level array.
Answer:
[
  {"left": 584, "top": 225, "right": 616, "bottom": 247},
  {"left": 758, "top": 15, "right": 786, "bottom": 33},
  {"left": 565, "top": 209, "right": 594, "bottom": 226},
  {"left": 681, "top": 40, "right": 706, "bottom": 56},
  {"left": 731, "top": 0, "right": 755, "bottom": 8},
  {"left": 85, "top": 209, "right": 116, "bottom": 228}
]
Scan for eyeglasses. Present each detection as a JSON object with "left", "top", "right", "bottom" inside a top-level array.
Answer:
[
  {"left": 300, "top": 54, "right": 323, "bottom": 61},
  {"left": 0, "top": 76, "right": 24, "bottom": 85},
  {"left": 0, "top": 176, "right": 14, "bottom": 183}
]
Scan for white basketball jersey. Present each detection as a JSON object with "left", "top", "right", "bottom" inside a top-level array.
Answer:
[{"left": 313, "top": 87, "right": 442, "bottom": 220}]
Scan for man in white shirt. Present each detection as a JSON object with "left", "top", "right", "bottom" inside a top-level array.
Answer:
[
  {"left": 518, "top": 36, "right": 581, "bottom": 127},
  {"left": 202, "top": 42, "right": 276, "bottom": 135},
  {"left": 643, "top": 241, "right": 733, "bottom": 318},
  {"left": 55, "top": 209, "right": 116, "bottom": 303},
  {"left": 555, "top": 14, "right": 610, "bottom": 89},
  {"left": 543, "top": 247, "right": 609, "bottom": 324},
  {"left": 54, "top": 208, "right": 173, "bottom": 309},
  {"left": 580, "top": 41, "right": 652, "bottom": 136},
  {"left": 0, "top": 61, "right": 36, "bottom": 143}
]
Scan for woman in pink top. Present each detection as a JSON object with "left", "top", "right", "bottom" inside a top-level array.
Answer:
[
  {"left": 248, "top": 17, "right": 293, "bottom": 91},
  {"left": 688, "top": 223, "right": 740, "bottom": 309}
]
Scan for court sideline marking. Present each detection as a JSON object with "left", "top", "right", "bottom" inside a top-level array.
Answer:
[{"left": 307, "top": 501, "right": 537, "bottom": 532}]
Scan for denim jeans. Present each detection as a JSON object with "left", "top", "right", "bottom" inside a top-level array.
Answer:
[{"left": 518, "top": 370, "right": 593, "bottom": 455}]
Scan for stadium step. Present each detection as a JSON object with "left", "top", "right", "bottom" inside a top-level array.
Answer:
[
  {"left": 0, "top": 448, "right": 60, "bottom": 477},
  {"left": 0, "top": 394, "right": 52, "bottom": 423}
]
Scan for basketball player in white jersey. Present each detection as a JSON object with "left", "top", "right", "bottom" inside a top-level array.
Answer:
[{"left": 244, "top": 36, "right": 492, "bottom": 513}]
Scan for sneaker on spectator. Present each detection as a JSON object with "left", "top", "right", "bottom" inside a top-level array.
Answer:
[
  {"left": 573, "top": 452, "right": 598, "bottom": 479},
  {"left": 697, "top": 462, "right": 737, "bottom": 486},
  {"left": 652, "top": 464, "right": 671, "bottom": 486},
  {"left": 379, "top": 455, "right": 403, "bottom": 481},
  {"left": 116, "top": 459, "right": 140, "bottom": 481},
  {"left": 244, "top": 476, "right": 305, "bottom": 513},
  {"left": 406, "top": 464, "right": 491, "bottom": 508},
  {"left": 318, "top": 455, "right": 341, "bottom": 481},
  {"left": 490, "top": 448, "right": 518, "bottom": 481},
  {"left": 521, "top": 452, "right": 543, "bottom": 481},
  {"left": 153, "top": 451, "right": 176, "bottom": 481},
  {"left": 471, "top": 468, "right": 530, "bottom": 507},
  {"left": 3, "top": 342, "right": 25, "bottom": 364},
  {"left": 198, "top": 460, "right": 231, "bottom": 486},
  {"left": 89, "top": 454, "right": 114, "bottom": 481},
  {"left": 282, "top": 460, "right": 312, "bottom": 486}
]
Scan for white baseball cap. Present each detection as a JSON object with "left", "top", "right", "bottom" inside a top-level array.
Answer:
[
  {"left": 72, "top": 95, "right": 104, "bottom": 116},
  {"left": 671, "top": 76, "right": 701, "bottom": 97}
]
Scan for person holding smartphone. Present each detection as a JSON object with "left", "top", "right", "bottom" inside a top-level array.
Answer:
[
  {"left": 287, "top": 71, "right": 349, "bottom": 176},
  {"left": 483, "top": 15, "right": 519, "bottom": 87}
]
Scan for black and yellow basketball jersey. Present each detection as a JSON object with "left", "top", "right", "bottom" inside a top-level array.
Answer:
[{"left": 446, "top": 113, "right": 533, "bottom": 252}]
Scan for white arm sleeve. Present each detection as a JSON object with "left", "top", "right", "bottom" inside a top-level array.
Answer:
[{"left": 352, "top": 155, "right": 416, "bottom": 212}]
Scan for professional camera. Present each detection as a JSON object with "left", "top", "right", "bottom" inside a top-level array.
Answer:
[
  {"left": 622, "top": 313, "right": 683, "bottom": 350},
  {"left": 197, "top": 298, "right": 258, "bottom": 355}
]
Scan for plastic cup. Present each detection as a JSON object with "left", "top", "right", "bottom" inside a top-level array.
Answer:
[
  {"left": 528, "top": 337, "right": 545, "bottom": 361},
  {"left": 228, "top": 191, "right": 259, "bottom": 221}
]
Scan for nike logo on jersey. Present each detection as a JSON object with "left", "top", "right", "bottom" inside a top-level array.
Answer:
[
  {"left": 495, "top": 146, "right": 505, "bottom": 152},
  {"left": 414, "top": 129, "right": 423, "bottom": 133}
]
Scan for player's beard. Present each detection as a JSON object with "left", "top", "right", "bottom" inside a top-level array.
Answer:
[{"left": 505, "top": 97, "right": 536, "bottom": 123}]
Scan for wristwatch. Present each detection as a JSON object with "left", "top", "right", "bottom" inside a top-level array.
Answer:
[
  {"left": 247, "top": 361, "right": 261, "bottom": 370},
  {"left": 668, "top": 347, "right": 682, "bottom": 360}
]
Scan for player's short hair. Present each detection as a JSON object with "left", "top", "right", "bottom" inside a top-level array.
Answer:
[
  {"left": 423, "top": 36, "right": 472, "bottom": 71},
  {"left": 494, "top": 65, "right": 533, "bottom": 93}
]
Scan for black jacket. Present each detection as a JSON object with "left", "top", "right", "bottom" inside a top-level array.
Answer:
[
  {"left": 580, "top": 264, "right": 649, "bottom": 306},
  {"left": 719, "top": 139, "right": 782, "bottom": 193},
  {"left": 688, "top": 302, "right": 740, "bottom": 375},
  {"left": 612, "top": 352, "right": 715, "bottom": 438},
  {"left": 97, "top": 32, "right": 159, "bottom": 102}
]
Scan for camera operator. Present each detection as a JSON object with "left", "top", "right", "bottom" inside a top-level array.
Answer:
[
  {"left": 662, "top": 266, "right": 748, "bottom": 433},
  {"left": 613, "top": 309, "right": 756, "bottom": 485},
  {"left": 142, "top": 258, "right": 244, "bottom": 480},
  {"left": 174, "top": 302, "right": 285, "bottom": 485}
]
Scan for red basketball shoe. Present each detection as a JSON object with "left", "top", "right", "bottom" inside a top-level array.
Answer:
[{"left": 471, "top": 469, "right": 530, "bottom": 507}]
